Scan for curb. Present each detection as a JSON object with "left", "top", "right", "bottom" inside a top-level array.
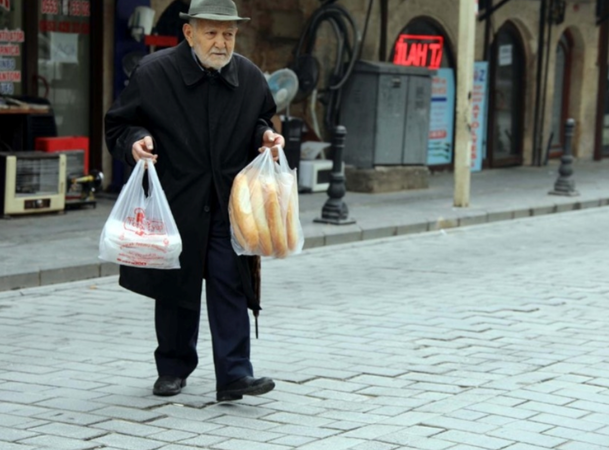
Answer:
[
  {"left": 0, "top": 262, "right": 120, "bottom": 293},
  {"left": 2, "top": 197, "right": 608, "bottom": 293},
  {"left": 300, "top": 196, "right": 609, "bottom": 250}
]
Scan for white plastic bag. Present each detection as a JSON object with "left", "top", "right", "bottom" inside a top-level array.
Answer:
[
  {"left": 229, "top": 146, "right": 304, "bottom": 258},
  {"left": 99, "top": 159, "right": 182, "bottom": 269}
]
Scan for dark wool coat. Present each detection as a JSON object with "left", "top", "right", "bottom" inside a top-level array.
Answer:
[{"left": 104, "top": 40, "right": 276, "bottom": 312}]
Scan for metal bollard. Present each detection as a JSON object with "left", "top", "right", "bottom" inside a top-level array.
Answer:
[
  {"left": 549, "top": 118, "right": 579, "bottom": 197},
  {"left": 314, "top": 125, "right": 356, "bottom": 225}
]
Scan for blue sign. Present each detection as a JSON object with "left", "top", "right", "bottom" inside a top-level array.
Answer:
[
  {"left": 471, "top": 62, "right": 489, "bottom": 172},
  {"left": 427, "top": 68, "right": 455, "bottom": 166},
  {"left": 0, "top": 58, "right": 16, "bottom": 70}
]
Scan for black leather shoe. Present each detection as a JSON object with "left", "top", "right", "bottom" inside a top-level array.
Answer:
[
  {"left": 153, "top": 376, "right": 186, "bottom": 396},
  {"left": 216, "top": 376, "right": 275, "bottom": 402}
]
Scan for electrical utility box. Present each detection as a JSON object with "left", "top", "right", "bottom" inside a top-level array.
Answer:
[{"left": 340, "top": 60, "right": 434, "bottom": 169}]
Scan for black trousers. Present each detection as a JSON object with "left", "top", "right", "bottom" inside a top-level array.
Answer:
[{"left": 154, "top": 206, "right": 253, "bottom": 390}]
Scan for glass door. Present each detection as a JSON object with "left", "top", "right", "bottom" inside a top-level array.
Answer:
[{"left": 37, "top": 0, "right": 91, "bottom": 136}]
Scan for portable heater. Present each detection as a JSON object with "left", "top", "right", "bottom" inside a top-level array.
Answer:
[
  {"left": 0, "top": 152, "right": 66, "bottom": 217},
  {"left": 34, "top": 137, "right": 99, "bottom": 208},
  {"left": 60, "top": 149, "right": 87, "bottom": 204},
  {"left": 35, "top": 137, "right": 89, "bottom": 173}
]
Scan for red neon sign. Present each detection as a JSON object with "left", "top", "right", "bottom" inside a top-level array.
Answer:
[
  {"left": 0, "top": 0, "right": 10, "bottom": 12},
  {"left": 393, "top": 34, "right": 444, "bottom": 70}
]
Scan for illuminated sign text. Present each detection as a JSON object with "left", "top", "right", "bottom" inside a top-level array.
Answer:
[{"left": 393, "top": 34, "right": 444, "bottom": 70}]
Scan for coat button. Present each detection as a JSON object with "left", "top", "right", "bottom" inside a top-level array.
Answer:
[{"left": 204, "top": 205, "right": 210, "bottom": 213}]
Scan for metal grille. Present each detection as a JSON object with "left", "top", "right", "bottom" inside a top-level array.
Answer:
[
  {"left": 64, "top": 150, "right": 85, "bottom": 198},
  {"left": 62, "top": 150, "right": 85, "bottom": 178},
  {"left": 16, "top": 157, "right": 60, "bottom": 196}
]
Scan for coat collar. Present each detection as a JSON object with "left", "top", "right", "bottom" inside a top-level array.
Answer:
[{"left": 176, "top": 40, "right": 239, "bottom": 89}]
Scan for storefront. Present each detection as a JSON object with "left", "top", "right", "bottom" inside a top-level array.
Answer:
[
  {"left": 392, "top": 16, "right": 525, "bottom": 170},
  {"left": 380, "top": 0, "right": 601, "bottom": 169},
  {"left": 391, "top": 16, "right": 457, "bottom": 170},
  {"left": 0, "top": 1, "right": 103, "bottom": 168}
]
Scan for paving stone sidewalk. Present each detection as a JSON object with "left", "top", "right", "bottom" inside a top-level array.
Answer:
[
  {"left": 1, "top": 207, "right": 609, "bottom": 449},
  {"left": 0, "top": 159, "right": 608, "bottom": 291}
]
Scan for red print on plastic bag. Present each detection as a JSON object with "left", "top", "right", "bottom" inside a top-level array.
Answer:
[
  {"left": 123, "top": 208, "right": 166, "bottom": 237},
  {"left": 99, "top": 159, "right": 182, "bottom": 269}
]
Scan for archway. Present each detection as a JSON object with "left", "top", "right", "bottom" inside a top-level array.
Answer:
[
  {"left": 391, "top": 17, "right": 455, "bottom": 168},
  {"left": 392, "top": 16, "right": 455, "bottom": 69}
]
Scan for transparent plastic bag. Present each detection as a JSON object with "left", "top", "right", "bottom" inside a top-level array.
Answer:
[
  {"left": 229, "top": 146, "right": 304, "bottom": 258},
  {"left": 99, "top": 159, "right": 182, "bottom": 269}
]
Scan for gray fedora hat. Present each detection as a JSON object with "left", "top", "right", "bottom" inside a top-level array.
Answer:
[{"left": 179, "top": 0, "right": 250, "bottom": 22}]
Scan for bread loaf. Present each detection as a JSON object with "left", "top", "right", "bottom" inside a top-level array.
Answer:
[
  {"left": 262, "top": 176, "right": 288, "bottom": 258},
  {"left": 230, "top": 159, "right": 302, "bottom": 258},
  {"left": 229, "top": 204, "right": 251, "bottom": 252},
  {"left": 229, "top": 172, "right": 259, "bottom": 252},
  {"left": 277, "top": 172, "right": 300, "bottom": 253},
  {"left": 285, "top": 174, "right": 300, "bottom": 252},
  {"left": 249, "top": 174, "right": 274, "bottom": 256}
]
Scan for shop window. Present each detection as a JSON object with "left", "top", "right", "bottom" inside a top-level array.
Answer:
[{"left": 37, "top": 0, "right": 90, "bottom": 136}]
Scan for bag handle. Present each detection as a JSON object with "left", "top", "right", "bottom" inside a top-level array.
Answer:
[
  {"left": 260, "top": 146, "right": 292, "bottom": 172},
  {"left": 118, "top": 158, "right": 147, "bottom": 197},
  {"left": 143, "top": 158, "right": 160, "bottom": 197},
  {"left": 274, "top": 146, "right": 291, "bottom": 171}
]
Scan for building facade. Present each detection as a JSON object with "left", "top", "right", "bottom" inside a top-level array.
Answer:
[
  {"left": 376, "top": 0, "right": 600, "bottom": 168},
  {"left": 150, "top": 0, "right": 602, "bottom": 172},
  {"left": 3, "top": 1, "right": 605, "bottom": 187}
]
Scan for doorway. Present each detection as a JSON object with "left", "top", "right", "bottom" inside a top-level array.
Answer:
[
  {"left": 599, "top": 29, "right": 609, "bottom": 159},
  {"left": 548, "top": 32, "right": 572, "bottom": 159},
  {"left": 489, "top": 23, "right": 525, "bottom": 167}
]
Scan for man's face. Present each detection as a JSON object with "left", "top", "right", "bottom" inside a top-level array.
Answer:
[{"left": 183, "top": 19, "right": 237, "bottom": 70}]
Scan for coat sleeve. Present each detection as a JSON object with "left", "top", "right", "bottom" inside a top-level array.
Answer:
[
  {"left": 251, "top": 79, "right": 278, "bottom": 161},
  {"left": 104, "top": 67, "right": 153, "bottom": 167}
]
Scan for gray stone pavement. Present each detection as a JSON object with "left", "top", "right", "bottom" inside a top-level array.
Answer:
[
  {"left": 1, "top": 206, "right": 609, "bottom": 449},
  {"left": 1, "top": 159, "right": 609, "bottom": 292}
]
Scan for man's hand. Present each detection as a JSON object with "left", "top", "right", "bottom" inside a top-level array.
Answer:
[
  {"left": 132, "top": 136, "right": 157, "bottom": 165},
  {"left": 260, "top": 130, "right": 285, "bottom": 162}
]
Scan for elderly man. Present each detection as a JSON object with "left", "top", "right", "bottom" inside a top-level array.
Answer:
[{"left": 105, "top": 0, "right": 284, "bottom": 402}]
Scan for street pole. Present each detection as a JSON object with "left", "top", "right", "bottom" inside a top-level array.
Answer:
[
  {"left": 454, "top": 0, "right": 476, "bottom": 207},
  {"left": 314, "top": 125, "right": 356, "bottom": 225},
  {"left": 549, "top": 118, "right": 579, "bottom": 196}
]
